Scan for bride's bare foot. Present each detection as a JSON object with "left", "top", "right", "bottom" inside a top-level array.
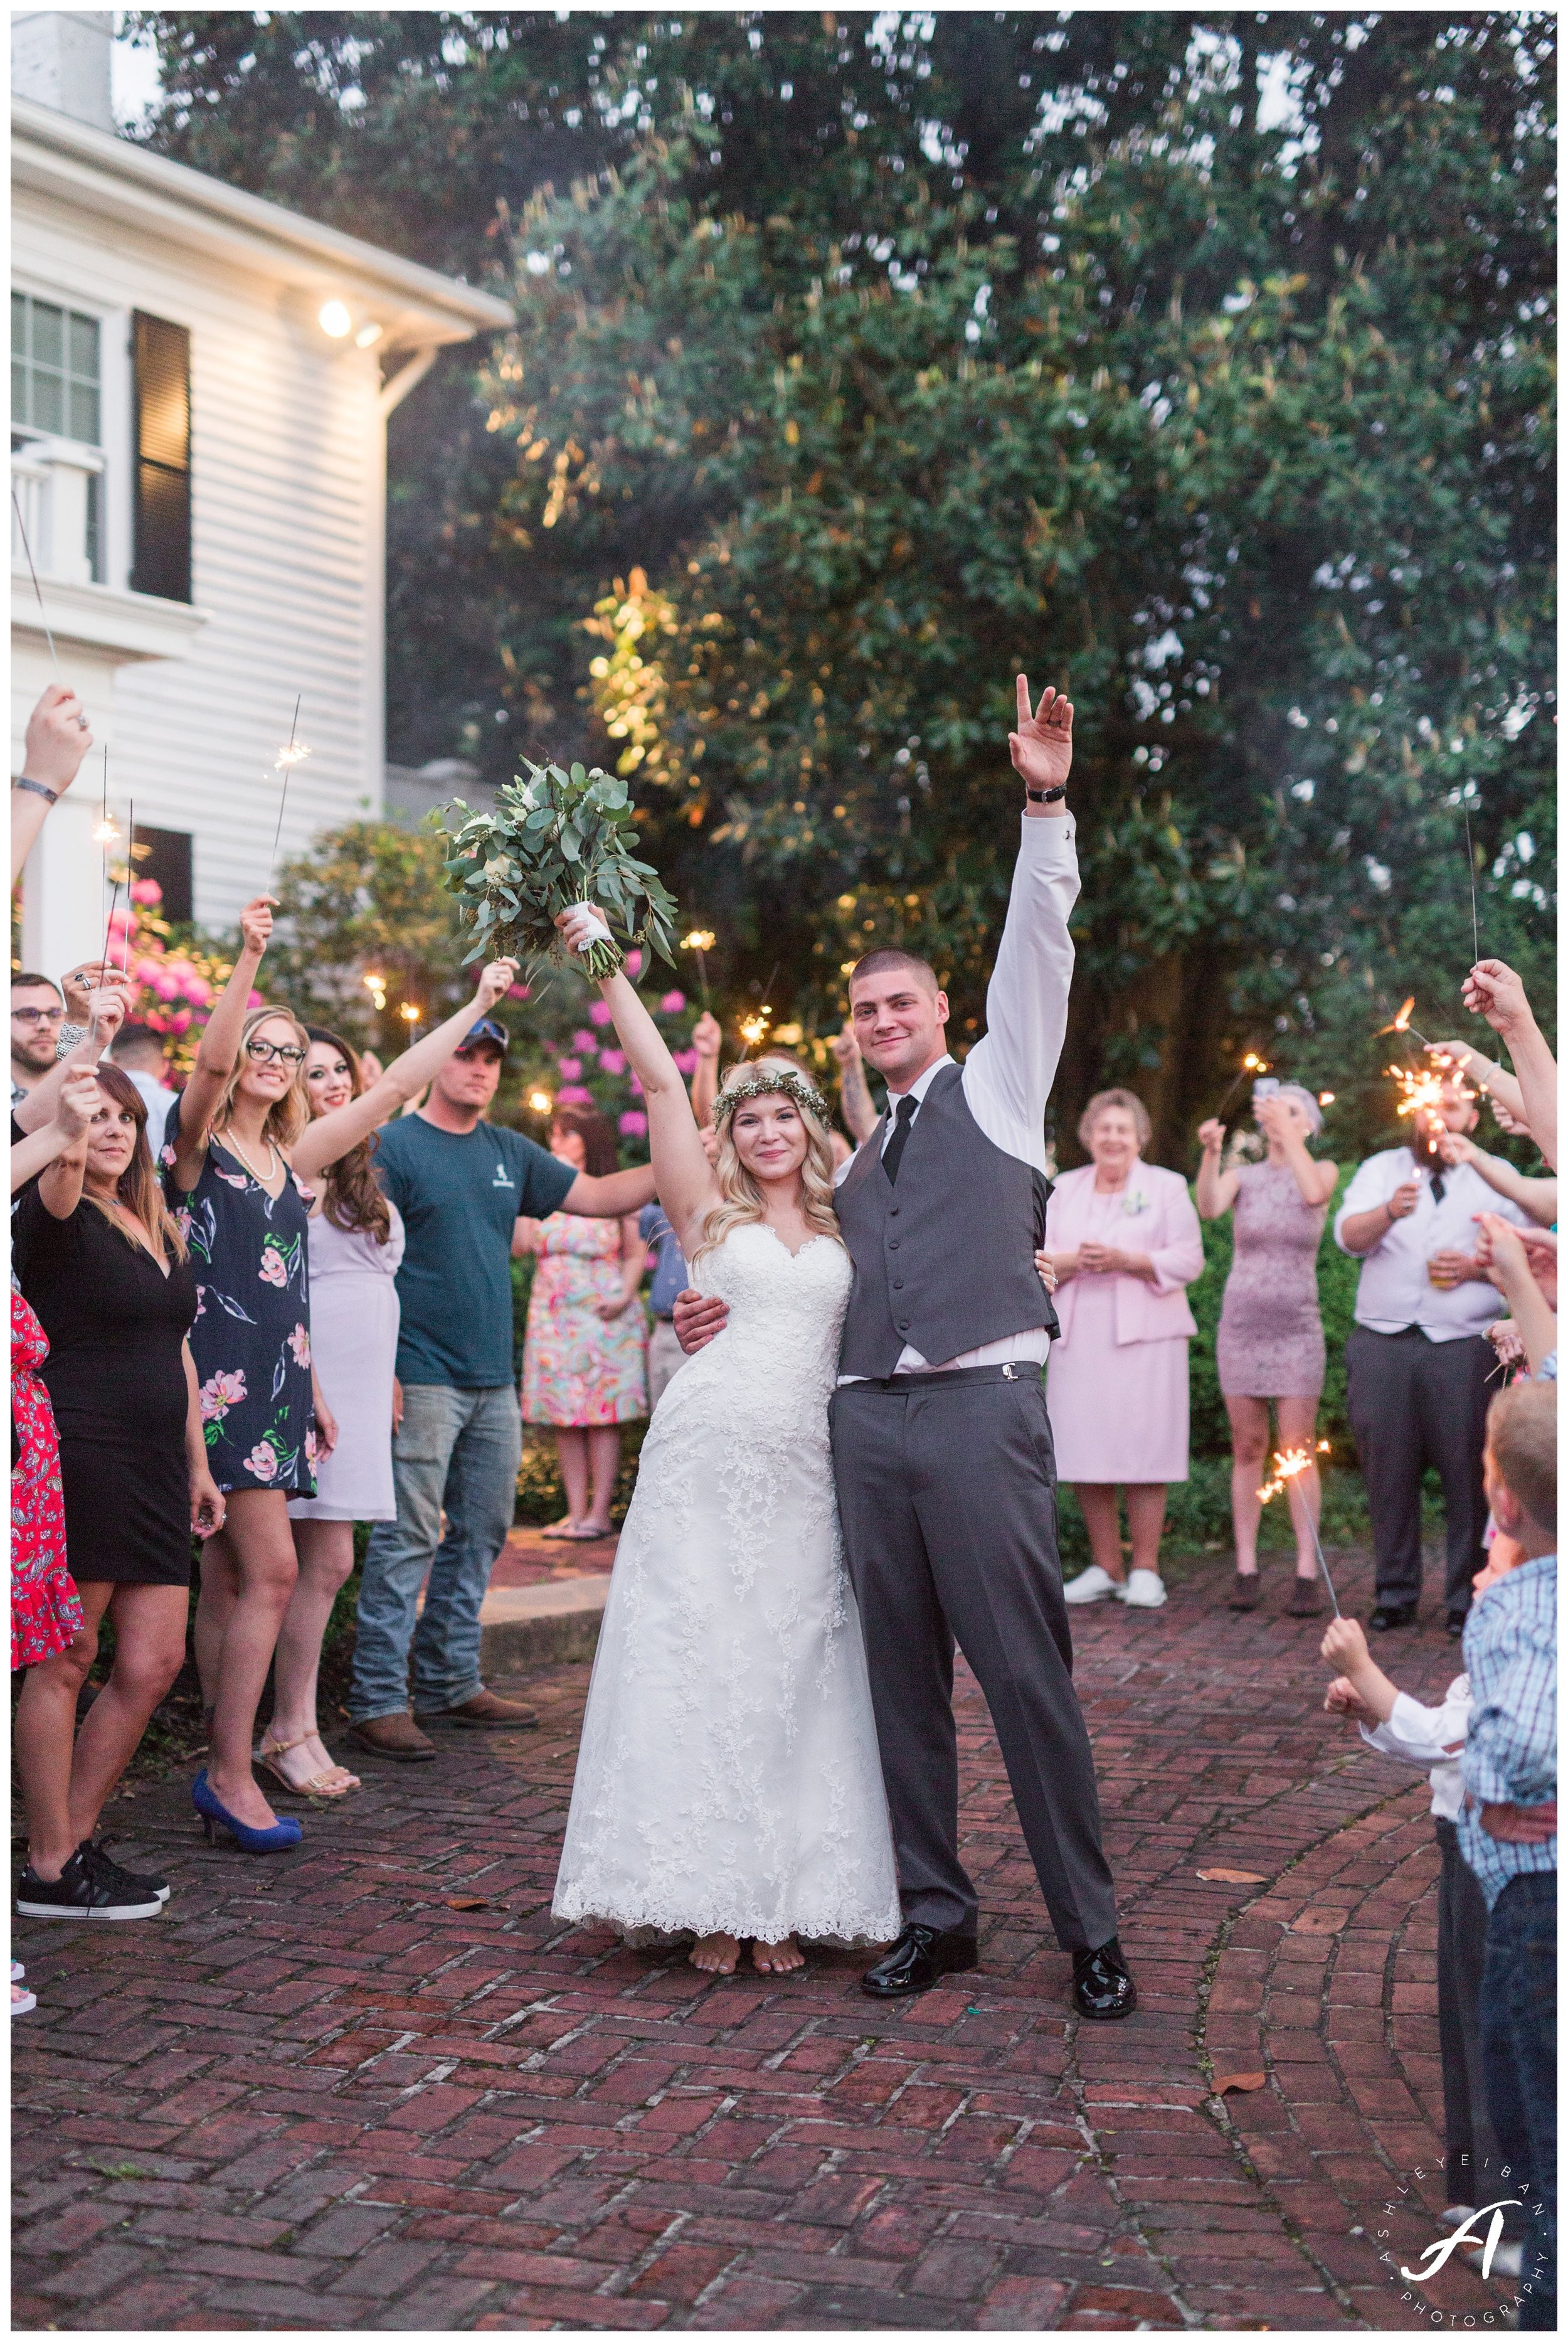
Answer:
[
  {"left": 691, "top": 1932, "right": 741, "bottom": 1974},
  {"left": 753, "top": 1935, "right": 804, "bottom": 1974}
]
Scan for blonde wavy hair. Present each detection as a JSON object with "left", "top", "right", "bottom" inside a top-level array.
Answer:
[
  {"left": 211, "top": 1004, "right": 311, "bottom": 1151},
  {"left": 689, "top": 1055, "right": 844, "bottom": 1265}
]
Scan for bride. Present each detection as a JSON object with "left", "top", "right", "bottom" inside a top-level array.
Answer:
[{"left": 549, "top": 905, "right": 900, "bottom": 1976}]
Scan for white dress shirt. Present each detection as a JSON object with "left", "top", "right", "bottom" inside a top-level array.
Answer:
[
  {"left": 1359, "top": 1676, "right": 1471, "bottom": 1821},
  {"left": 837, "top": 812, "right": 1079, "bottom": 1378},
  {"left": 122, "top": 1068, "right": 179, "bottom": 1158},
  {"left": 1332, "top": 1146, "right": 1530, "bottom": 1342}
]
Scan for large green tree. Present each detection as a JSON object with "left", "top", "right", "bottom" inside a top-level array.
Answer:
[{"left": 134, "top": 11, "right": 1554, "bottom": 1158}]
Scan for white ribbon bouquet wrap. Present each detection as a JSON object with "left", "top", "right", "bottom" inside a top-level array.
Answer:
[{"left": 437, "top": 758, "right": 678, "bottom": 980}]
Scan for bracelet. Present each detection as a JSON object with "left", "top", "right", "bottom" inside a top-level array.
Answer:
[
  {"left": 1025, "top": 782, "right": 1067, "bottom": 804},
  {"left": 13, "top": 776, "right": 58, "bottom": 804}
]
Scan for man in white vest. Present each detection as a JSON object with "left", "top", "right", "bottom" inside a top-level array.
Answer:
[{"left": 676, "top": 678, "right": 1133, "bottom": 2018}]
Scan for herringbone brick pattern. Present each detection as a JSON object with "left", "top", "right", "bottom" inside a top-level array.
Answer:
[{"left": 13, "top": 1552, "right": 1512, "bottom": 2329}]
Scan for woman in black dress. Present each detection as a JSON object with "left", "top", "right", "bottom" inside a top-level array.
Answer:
[{"left": 13, "top": 1065, "right": 227, "bottom": 1919}]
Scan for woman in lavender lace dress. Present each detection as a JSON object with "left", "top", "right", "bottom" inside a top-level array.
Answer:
[{"left": 1197, "top": 1084, "right": 1338, "bottom": 1616}]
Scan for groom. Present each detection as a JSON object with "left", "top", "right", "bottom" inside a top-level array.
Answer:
[{"left": 675, "top": 677, "right": 1134, "bottom": 2019}]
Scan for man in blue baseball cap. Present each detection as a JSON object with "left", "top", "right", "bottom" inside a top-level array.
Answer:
[{"left": 349, "top": 1013, "right": 655, "bottom": 1760}]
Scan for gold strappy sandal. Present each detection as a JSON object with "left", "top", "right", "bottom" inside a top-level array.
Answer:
[{"left": 255, "top": 1732, "right": 360, "bottom": 1798}]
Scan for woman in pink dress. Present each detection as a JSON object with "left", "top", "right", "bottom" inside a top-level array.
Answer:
[
  {"left": 1196, "top": 1083, "right": 1338, "bottom": 1615},
  {"left": 518, "top": 1107, "right": 647, "bottom": 1540},
  {"left": 1044, "top": 1089, "right": 1204, "bottom": 1612}
]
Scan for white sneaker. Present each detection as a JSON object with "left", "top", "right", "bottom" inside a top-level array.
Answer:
[
  {"left": 1121, "top": 1569, "right": 1168, "bottom": 1609},
  {"left": 1064, "top": 1563, "right": 1123, "bottom": 1606}
]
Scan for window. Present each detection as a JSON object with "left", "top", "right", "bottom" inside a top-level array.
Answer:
[
  {"left": 132, "top": 313, "right": 191, "bottom": 603},
  {"left": 11, "top": 292, "right": 104, "bottom": 582},
  {"left": 11, "top": 293, "right": 100, "bottom": 443},
  {"left": 133, "top": 825, "right": 193, "bottom": 925}
]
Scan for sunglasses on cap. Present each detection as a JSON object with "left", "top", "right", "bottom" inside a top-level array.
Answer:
[{"left": 456, "top": 1018, "right": 509, "bottom": 1056}]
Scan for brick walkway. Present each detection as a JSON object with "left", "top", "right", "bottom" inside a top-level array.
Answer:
[{"left": 14, "top": 1551, "right": 1512, "bottom": 2331}]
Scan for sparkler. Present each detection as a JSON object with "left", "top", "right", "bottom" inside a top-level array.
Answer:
[
  {"left": 399, "top": 1002, "right": 422, "bottom": 1028},
  {"left": 1461, "top": 793, "right": 1481, "bottom": 965},
  {"left": 11, "top": 487, "right": 60, "bottom": 674},
  {"left": 738, "top": 1008, "right": 772, "bottom": 1052},
  {"left": 681, "top": 927, "right": 716, "bottom": 1006},
  {"left": 1259, "top": 1442, "right": 1340, "bottom": 1617},
  {"left": 527, "top": 1088, "right": 553, "bottom": 1116},
  {"left": 267, "top": 697, "right": 311, "bottom": 885},
  {"left": 362, "top": 971, "right": 388, "bottom": 1014},
  {"left": 1214, "top": 1049, "right": 1271, "bottom": 1123},
  {"left": 1376, "top": 997, "right": 1437, "bottom": 1051}
]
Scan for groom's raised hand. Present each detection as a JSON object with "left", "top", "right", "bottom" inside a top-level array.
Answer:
[
  {"left": 1009, "top": 676, "right": 1073, "bottom": 814},
  {"left": 672, "top": 1287, "right": 728, "bottom": 1356}
]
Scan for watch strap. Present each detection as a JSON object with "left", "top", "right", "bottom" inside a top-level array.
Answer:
[
  {"left": 14, "top": 776, "right": 58, "bottom": 804},
  {"left": 1025, "top": 782, "right": 1068, "bottom": 804}
]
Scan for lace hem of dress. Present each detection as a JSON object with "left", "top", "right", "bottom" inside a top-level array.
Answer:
[{"left": 552, "top": 1885, "right": 901, "bottom": 1950}]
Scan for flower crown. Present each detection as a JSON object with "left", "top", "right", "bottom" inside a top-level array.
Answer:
[{"left": 713, "top": 1066, "right": 831, "bottom": 1127}]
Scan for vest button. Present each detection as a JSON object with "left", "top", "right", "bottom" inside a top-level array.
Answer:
[
  {"left": 897, "top": 1320, "right": 911, "bottom": 1331},
  {"left": 893, "top": 1279, "right": 904, "bottom": 1289},
  {"left": 888, "top": 1205, "right": 900, "bottom": 1216},
  {"left": 887, "top": 1237, "right": 900, "bottom": 1249}
]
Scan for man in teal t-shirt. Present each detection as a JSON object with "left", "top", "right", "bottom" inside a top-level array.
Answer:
[{"left": 348, "top": 1018, "right": 655, "bottom": 1758}]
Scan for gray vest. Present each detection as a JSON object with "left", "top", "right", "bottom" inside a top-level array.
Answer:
[{"left": 835, "top": 1062, "right": 1058, "bottom": 1377}]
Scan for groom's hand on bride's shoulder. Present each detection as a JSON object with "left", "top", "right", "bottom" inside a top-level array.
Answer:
[{"left": 673, "top": 1287, "right": 728, "bottom": 1355}]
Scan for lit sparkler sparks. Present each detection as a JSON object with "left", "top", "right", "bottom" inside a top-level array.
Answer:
[
  {"left": 1376, "top": 996, "right": 1437, "bottom": 1051},
  {"left": 399, "top": 1002, "right": 422, "bottom": 1026},
  {"left": 1215, "top": 1048, "right": 1272, "bottom": 1122},
  {"left": 738, "top": 1007, "right": 772, "bottom": 1051},
  {"left": 362, "top": 971, "right": 388, "bottom": 1014},
  {"left": 1259, "top": 1442, "right": 1340, "bottom": 1617},
  {"left": 681, "top": 927, "right": 716, "bottom": 1006},
  {"left": 527, "top": 1088, "right": 553, "bottom": 1115}
]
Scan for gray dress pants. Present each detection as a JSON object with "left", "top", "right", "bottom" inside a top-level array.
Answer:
[
  {"left": 1345, "top": 1325, "right": 1493, "bottom": 1614},
  {"left": 830, "top": 1364, "right": 1119, "bottom": 1953}
]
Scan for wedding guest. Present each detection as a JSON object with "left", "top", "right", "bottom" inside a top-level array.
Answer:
[
  {"left": 164, "top": 899, "right": 331, "bottom": 1853},
  {"left": 1335, "top": 1075, "right": 1532, "bottom": 1634},
  {"left": 1475, "top": 1215, "right": 1557, "bottom": 1381},
  {"left": 1461, "top": 960, "right": 1557, "bottom": 1173},
  {"left": 10, "top": 681, "right": 93, "bottom": 886},
  {"left": 11, "top": 975, "right": 66, "bottom": 1105},
  {"left": 1047, "top": 1089, "right": 1204, "bottom": 1610},
  {"left": 1197, "top": 1084, "right": 1338, "bottom": 1615},
  {"left": 519, "top": 1107, "right": 647, "bottom": 1539},
  {"left": 1320, "top": 1613, "right": 1500, "bottom": 2225},
  {"left": 346, "top": 1021, "right": 654, "bottom": 1761},
  {"left": 109, "top": 1024, "right": 179, "bottom": 1156},
  {"left": 265, "top": 968, "right": 522, "bottom": 1800},
  {"left": 1431, "top": 1125, "right": 1555, "bottom": 1225},
  {"left": 14, "top": 1066, "right": 225, "bottom": 1918},
  {"left": 1461, "top": 1380, "right": 1556, "bottom": 2330},
  {"left": 830, "top": 1023, "right": 881, "bottom": 1147}
]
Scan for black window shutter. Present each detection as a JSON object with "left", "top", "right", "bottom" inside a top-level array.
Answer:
[{"left": 131, "top": 312, "right": 191, "bottom": 602}]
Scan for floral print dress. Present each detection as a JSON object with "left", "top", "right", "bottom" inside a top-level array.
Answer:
[
  {"left": 10, "top": 1288, "right": 83, "bottom": 1669},
  {"left": 520, "top": 1213, "right": 648, "bottom": 1429},
  {"left": 164, "top": 1095, "right": 317, "bottom": 1496}
]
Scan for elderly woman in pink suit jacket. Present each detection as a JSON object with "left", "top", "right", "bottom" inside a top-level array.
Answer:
[{"left": 1044, "top": 1088, "right": 1205, "bottom": 1612}]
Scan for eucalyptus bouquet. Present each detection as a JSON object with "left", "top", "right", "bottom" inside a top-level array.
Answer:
[{"left": 437, "top": 759, "right": 678, "bottom": 979}]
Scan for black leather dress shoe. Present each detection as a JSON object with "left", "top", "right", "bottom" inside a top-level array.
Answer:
[
  {"left": 861, "top": 1923, "right": 978, "bottom": 1998},
  {"left": 1369, "top": 1602, "right": 1417, "bottom": 1632},
  {"left": 1073, "top": 1937, "right": 1137, "bottom": 2020},
  {"left": 1445, "top": 1610, "right": 1468, "bottom": 1640}
]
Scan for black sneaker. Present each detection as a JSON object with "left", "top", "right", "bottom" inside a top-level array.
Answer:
[
  {"left": 80, "top": 1839, "right": 171, "bottom": 1905},
  {"left": 1369, "top": 1602, "right": 1417, "bottom": 1632},
  {"left": 15, "top": 1848, "right": 162, "bottom": 1921}
]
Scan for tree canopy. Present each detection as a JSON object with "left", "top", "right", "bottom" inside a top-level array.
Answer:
[{"left": 132, "top": 10, "right": 1555, "bottom": 1159}]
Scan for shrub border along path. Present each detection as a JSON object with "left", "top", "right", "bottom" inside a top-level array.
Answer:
[{"left": 13, "top": 1550, "right": 1511, "bottom": 2331}]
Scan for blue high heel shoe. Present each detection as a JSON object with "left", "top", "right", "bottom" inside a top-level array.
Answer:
[{"left": 192, "top": 1769, "right": 302, "bottom": 1853}]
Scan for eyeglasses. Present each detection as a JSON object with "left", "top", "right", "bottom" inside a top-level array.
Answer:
[
  {"left": 245, "top": 1037, "right": 306, "bottom": 1067},
  {"left": 12, "top": 1005, "right": 64, "bottom": 1026}
]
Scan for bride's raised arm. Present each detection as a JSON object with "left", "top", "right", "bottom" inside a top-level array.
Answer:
[{"left": 556, "top": 908, "right": 719, "bottom": 1246}]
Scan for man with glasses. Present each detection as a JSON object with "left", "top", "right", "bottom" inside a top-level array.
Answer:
[
  {"left": 11, "top": 977, "right": 66, "bottom": 1105},
  {"left": 347, "top": 1016, "right": 657, "bottom": 1760}
]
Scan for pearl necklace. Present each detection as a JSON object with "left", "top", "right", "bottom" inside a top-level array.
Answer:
[{"left": 223, "top": 1127, "right": 283, "bottom": 1189}]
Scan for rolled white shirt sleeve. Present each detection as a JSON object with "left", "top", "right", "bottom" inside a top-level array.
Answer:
[
  {"left": 960, "top": 813, "right": 1080, "bottom": 1172},
  {"left": 1333, "top": 1152, "right": 1397, "bottom": 1254}
]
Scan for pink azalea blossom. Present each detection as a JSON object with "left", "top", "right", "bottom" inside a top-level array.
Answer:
[
  {"left": 556, "top": 1056, "right": 583, "bottom": 1079},
  {"left": 625, "top": 949, "right": 644, "bottom": 978},
  {"left": 130, "top": 878, "right": 162, "bottom": 905},
  {"left": 258, "top": 1245, "right": 287, "bottom": 1287},
  {"left": 628, "top": 1073, "right": 644, "bottom": 1097},
  {"left": 598, "top": 1048, "right": 626, "bottom": 1075},
  {"left": 152, "top": 971, "right": 179, "bottom": 1001},
  {"left": 557, "top": 1084, "right": 593, "bottom": 1105},
  {"left": 246, "top": 1442, "right": 279, "bottom": 1483},
  {"left": 199, "top": 1369, "right": 246, "bottom": 1421},
  {"left": 619, "top": 1110, "right": 648, "bottom": 1138},
  {"left": 572, "top": 1028, "right": 598, "bottom": 1051},
  {"left": 589, "top": 1001, "right": 613, "bottom": 1027},
  {"left": 672, "top": 1048, "right": 699, "bottom": 1076},
  {"left": 287, "top": 1323, "right": 310, "bottom": 1368},
  {"left": 660, "top": 990, "right": 686, "bottom": 1014},
  {"left": 170, "top": 1011, "right": 192, "bottom": 1031},
  {"left": 246, "top": 991, "right": 265, "bottom": 1009},
  {"left": 507, "top": 983, "right": 530, "bottom": 1000}
]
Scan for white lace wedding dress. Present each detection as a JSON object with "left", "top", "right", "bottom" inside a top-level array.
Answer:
[{"left": 553, "top": 1221, "right": 901, "bottom": 1947}]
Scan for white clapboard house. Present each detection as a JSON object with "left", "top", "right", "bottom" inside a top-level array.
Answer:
[{"left": 11, "top": 11, "right": 512, "bottom": 976}]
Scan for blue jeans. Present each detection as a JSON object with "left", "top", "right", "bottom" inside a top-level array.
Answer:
[
  {"left": 350, "top": 1383, "right": 522, "bottom": 1722},
  {"left": 1481, "top": 1870, "right": 1557, "bottom": 2330}
]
